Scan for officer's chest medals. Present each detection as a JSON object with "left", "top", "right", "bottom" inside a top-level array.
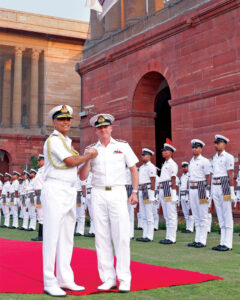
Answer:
[{"left": 113, "top": 149, "right": 123, "bottom": 154}]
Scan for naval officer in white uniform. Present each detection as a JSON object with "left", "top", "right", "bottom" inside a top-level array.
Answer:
[
  {"left": 80, "top": 114, "right": 139, "bottom": 293},
  {"left": 42, "top": 104, "right": 98, "bottom": 297}
]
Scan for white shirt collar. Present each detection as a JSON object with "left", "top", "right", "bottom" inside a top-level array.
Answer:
[
  {"left": 52, "top": 129, "right": 71, "bottom": 141},
  {"left": 96, "top": 137, "right": 116, "bottom": 147},
  {"left": 216, "top": 150, "right": 226, "bottom": 157}
]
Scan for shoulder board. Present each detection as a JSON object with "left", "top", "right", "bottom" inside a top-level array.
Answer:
[
  {"left": 86, "top": 143, "right": 96, "bottom": 149},
  {"left": 115, "top": 139, "right": 127, "bottom": 143}
]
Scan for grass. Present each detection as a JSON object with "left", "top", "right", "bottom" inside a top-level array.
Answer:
[{"left": 1, "top": 221, "right": 240, "bottom": 300}]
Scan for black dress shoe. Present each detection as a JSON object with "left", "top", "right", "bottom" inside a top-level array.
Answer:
[
  {"left": 18, "top": 227, "right": 25, "bottom": 230},
  {"left": 142, "top": 238, "right": 152, "bottom": 242},
  {"left": 0, "top": 225, "right": 8, "bottom": 228},
  {"left": 136, "top": 237, "right": 145, "bottom": 242},
  {"left": 154, "top": 229, "right": 158, "bottom": 231},
  {"left": 84, "top": 233, "right": 95, "bottom": 237},
  {"left": 164, "top": 239, "right": 176, "bottom": 244},
  {"left": 188, "top": 241, "right": 197, "bottom": 247},
  {"left": 135, "top": 227, "right": 143, "bottom": 230},
  {"left": 219, "top": 245, "right": 232, "bottom": 251},
  {"left": 26, "top": 228, "right": 34, "bottom": 231},
  {"left": 182, "top": 229, "right": 192, "bottom": 233},
  {"left": 194, "top": 242, "right": 206, "bottom": 248},
  {"left": 159, "top": 239, "right": 168, "bottom": 244},
  {"left": 74, "top": 233, "right": 83, "bottom": 236},
  {"left": 9, "top": 226, "right": 17, "bottom": 229},
  {"left": 212, "top": 245, "right": 222, "bottom": 251},
  {"left": 31, "top": 236, "right": 43, "bottom": 241},
  {"left": 131, "top": 237, "right": 134, "bottom": 240}
]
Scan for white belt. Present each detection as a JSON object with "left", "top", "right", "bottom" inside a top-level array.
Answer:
[
  {"left": 46, "top": 177, "right": 75, "bottom": 187},
  {"left": 93, "top": 185, "right": 125, "bottom": 191}
]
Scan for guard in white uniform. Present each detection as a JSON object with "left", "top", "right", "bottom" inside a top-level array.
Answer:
[
  {"left": 74, "top": 175, "right": 86, "bottom": 236},
  {"left": 136, "top": 148, "right": 156, "bottom": 242},
  {"left": 18, "top": 177, "right": 24, "bottom": 219},
  {"left": 180, "top": 162, "right": 194, "bottom": 233},
  {"left": 211, "top": 135, "right": 236, "bottom": 251},
  {"left": 26, "top": 169, "right": 37, "bottom": 231},
  {"left": 126, "top": 167, "right": 136, "bottom": 239},
  {"left": 188, "top": 139, "right": 211, "bottom": 248},
  {"left": 84, "top": 172, "right": 95, "bottom": 237},
  {"left": 42, "top": 104, "right": 97, "bottom": 297},
  {"left": 18, "top": 171, "right": 31, "bottom": 230},
  {"left": 80, "top": 114, "right": 139, "bottom": 293},
  {"left": 9, "top": 171, "right": 21, "bottom": 229},
  {"left": 32, "top": 154, "right": 45, "bottom": 241},
  {"left": 0, "top": 173, "right": 4, "bottom": 225},
  {"left": 1, "top": 173, "right": 12, "bottom": 228},
  {"left": 158, "top": 143, "right": 178, "bottom": 245}
]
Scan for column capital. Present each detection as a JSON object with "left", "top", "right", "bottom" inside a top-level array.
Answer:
[
  {"left": 31, "top": 48, "right": 42, "bottom": 59},
  {"left": 15, "top": 47, "right": 25, "bottom": 57}
]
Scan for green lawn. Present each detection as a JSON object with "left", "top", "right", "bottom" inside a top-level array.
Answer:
[{"left": 1, "top": 223, "right": 240, "bottom": 300}]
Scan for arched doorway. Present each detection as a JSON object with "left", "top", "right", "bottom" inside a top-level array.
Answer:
[
  {"left": 0, "top": 150, "right": 9, "bottom": 174},
  {"left": 132, "top": 71, "right": 171, "bottom": 169}
]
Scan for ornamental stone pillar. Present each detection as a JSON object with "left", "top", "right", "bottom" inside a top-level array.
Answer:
[
  {"left": 104, "top": 1, "right": 122, "bottom": 35},
  {"left": 2, "top": 59, "right": 12, "bottom": 127},
  {"left": 124, "top": 0, "right": 146, "bottom": 25}
]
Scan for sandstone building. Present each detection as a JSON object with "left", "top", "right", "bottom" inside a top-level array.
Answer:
[
  {"left": 77, "top": 0, "right": 240, "bottom": 170},
  {"left": 0, "top": 8, "right": 88, "bottom": 173}
]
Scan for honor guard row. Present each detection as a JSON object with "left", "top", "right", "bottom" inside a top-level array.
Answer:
[{"left": 0, "top": 155, "right": 45, "bottom": 241}]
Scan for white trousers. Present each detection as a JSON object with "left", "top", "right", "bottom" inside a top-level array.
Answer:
[
  {"left": 207, "top": 213, "right": 212, "bottom": 233},
  {"left": 10, "top": 204, "right": 19, "bottom": 228},
  {"left": 22, "top": 204, "right": 29, "bottom": 229},
  {"left": 92, "top": 186, "right": 131, "bottom": 284},
  {"left": 159, "top": 189, "right": 177, "bottom": 242},
  {"left": 3, "top": 202, "right": 10, "bottom": 227},
  {"left": 37, "top": 207, "right": 43, "bottom": 225},
  {"left": 181, "top": 196, "right": 194, "bottom": 232},
  {"left": 212, "top": 185, "right": 233, "bottom": 248},
  {"left": 127, "top": 203, "right": 135, "bottom": 238},
  {"left": 139, "top": 191, "right": 154, "bottom": 240},
  {"left": 26, "top": 198, "right": 36, "bottom": 230},
  {"left": 86, "top": 193, "right": 95, "bottom": 234},
  {"left": 76, "top": 204, "right": 85, "bottom": 235},
  {"left": 137, "top": 196, "right": 144, "bottom": 228},
  {"left": 42, "top": 180, "right": 77, "bottom": 289},
  {"left": 189, "top": 189, "right": 208, "bottom": 245},
  {"left": 152, "top": 201, "right": 160, "bottom": 230}
]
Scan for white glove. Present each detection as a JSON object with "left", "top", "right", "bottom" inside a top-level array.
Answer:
[
  {"left": 81, "top": 196, "right": 86, "bottom": 205},
  {"left": 230, "top": 186, "right": 237, "bottom": 205},
  {"left": 148, "top": 190, "right": 155, "bottom": 202},
  {"left": 171, "top": 189, "right": 178, "bottom": 202},
  {"left": 205, "top": 190, "right": 211, "bottom": 203}
]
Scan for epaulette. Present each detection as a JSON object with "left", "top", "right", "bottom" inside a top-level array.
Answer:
[
  {"left": 86, "top": 143, "right": 96, "bottom": 149},
  {"left": 116, "top": 139, "right": 127, "bottom": 143}
]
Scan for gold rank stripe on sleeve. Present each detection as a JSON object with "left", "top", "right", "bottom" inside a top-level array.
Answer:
[
  {"left": 115, "top": 139, "right": 127, "bottom": 143},
  {"left": 86, "top": 143, "right": 97, "bottom": 149},
  {"left": 47, "top": 133, "right": 79, "bottom": 169}
]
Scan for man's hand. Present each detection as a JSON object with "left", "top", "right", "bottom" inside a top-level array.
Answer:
[
  {"left": 129, "top": 192, "right": 138, "bottom": 205},
  {"left": 87, "top": 147, "right": 98, "bottom": 159}
]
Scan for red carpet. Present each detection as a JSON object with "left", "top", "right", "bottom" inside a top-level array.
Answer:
[{"left": 0, "top": 238, "right": 223, "bottom": 295}]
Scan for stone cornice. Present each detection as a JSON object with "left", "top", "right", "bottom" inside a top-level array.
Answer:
[
  {"left": 169, "top": 82, "right": 240, "bottom": 107},
  {"left": 78, "top": 0, "right": 240, "bottom": 75}
]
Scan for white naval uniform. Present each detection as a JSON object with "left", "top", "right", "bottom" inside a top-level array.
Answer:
[
  {"left": 139, "top": 161, "right": 157, "bottom": 241},
  {"left": 158, "top": 158, "right": 178, "bottom": 242},
  {"left": 85, "top": 172, "right": 95, "bottom": 234},
  {"left": 42, "top": 129, "right": 78, "bottom": 289},
  {"left": 189, "top": 155, "right": 210, "bottom": 246},
  {"left": 179, "top": 172, "right": 194, "bottom": 232},
  {"left": 211, "top": 150, "right": 234, "bottom": 249},
  {"left": 22, "top": 179, "right": 30, "bottom": 229},
  {"left": 27, "top": 177, "right": 37, "bottom": 230},
  {"left": 10, "top": 179, "right": 20, "bottom": 228},
  {"left": 89, "top": 137, "right": 138, "bottom": 285},
  {"left": 34, "top": 166, "right": 44, "bottom": 225},
  {"left": 75, "top": 177, "right": 85, "bottom": 235},
  {"left": 126, "top": 168, "right": 136, "bottom": 239},
  {"left": 2, "top": 181, "right": 11, "bottom": 227},
  {"left": 153, "top": 175, "right": 160, "bottom": 230},
  {"left": 19, "top": 182, "right": 24, "bottom": 219}
]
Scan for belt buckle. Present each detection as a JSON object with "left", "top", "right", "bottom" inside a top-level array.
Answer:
[{"left": 105, "top": 186, "right": 112, "bottom": 191}]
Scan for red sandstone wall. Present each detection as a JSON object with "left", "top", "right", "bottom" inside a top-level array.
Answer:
[{"left": 79, "top": 0, "right": 240, "bottom": 170}]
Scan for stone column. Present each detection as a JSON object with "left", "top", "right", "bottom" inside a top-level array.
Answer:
[
  {"left": 148, "top": 0, "right": 164, "bottom": 14},
  {"left": 2, "top": 59, "right": 12, "bottom": 127},
  {"left": 90, "top": 10, "right": 105, "bottom": 40},
  {"left": 30, "top": 49, "right": 41, "bottom": 127},
  {"left": 12, "top": 47, "right": 25, "bottom": 128},
  {"left": 104, "top": 1, "right": 122, "bottom": 35},
  {"left": 124, "top": 0, "right": 146, "bottom": 25}
]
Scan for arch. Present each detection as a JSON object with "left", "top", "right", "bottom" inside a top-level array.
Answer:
[
  {"left": 132, "top": 71, "right": 171, "bottom": 168},
  {"left": 0, "top": 149, "right": 10, "bottom": 174}
]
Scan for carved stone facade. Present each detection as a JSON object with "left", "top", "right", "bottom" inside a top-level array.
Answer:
[{"left": 0, "top": 8, "right": 88, "bottom": 173}]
